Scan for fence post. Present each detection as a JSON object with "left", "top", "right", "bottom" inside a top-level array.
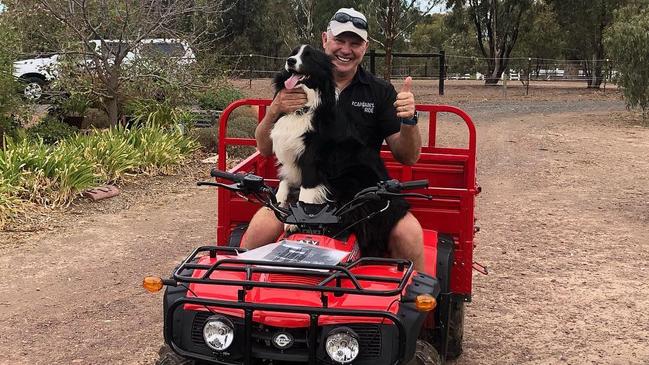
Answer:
[
  {"left": 248, "top": 54, "right": 253, "bottom": 88},
  {"left": 439, "top": 50, "right": 445, "bottom": 95},
  {"left": 603, "top": 58, "right": 609, "bottom": 91},
  {"left": 369, "top": 49, "right": 376, "bottom": 75},
  {"left": 526, "top": 57, "right": 531, "bottom": 96}
]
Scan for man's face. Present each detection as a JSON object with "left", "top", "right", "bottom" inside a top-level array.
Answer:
[{"left": 322, "top": 31, "right": 368, "bottom": 77}]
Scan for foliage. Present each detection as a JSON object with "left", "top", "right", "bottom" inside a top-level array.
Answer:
[
  {"left": 0, "top": 15, "right": 21, "bottom": 145},
  {"left": 5, "top": 0, "right": 229, "bottom": 125},
  {"left": 0, "top": 123, "right": 200, "bottom": 222},
  {"left": 0, "top": 137, "right": 97, "bottom": 207},
  {"left": 59, "top": 92, "right": 92, "bottom": 117},
  {"left": 548, "top": 0, "right": 629, "bottom": 88},
  {"left": 197, "top": 83, "right": 245, "bottom": 111},
  {"left": 410, "top": 14, "right": 447, "bottom": 52},
  {"left": 605, "top": 2, "right": 649, "bottom": 122},
  {"left": 27, "top": 117, "right": 79, "bottom": 145},
  {"left": 125, "top": 99, "right": 193, "bottom": 131},
  {"left": 447, "top": 0, "right": 533, "bottom": 84}
]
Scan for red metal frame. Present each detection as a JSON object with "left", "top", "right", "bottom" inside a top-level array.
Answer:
[{"left": 216, "top": 99, "right": 478, "bottom": 295}]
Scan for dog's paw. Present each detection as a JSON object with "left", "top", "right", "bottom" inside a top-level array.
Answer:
[{"left": 284, "top": 224, "right": 299, "bottom": 234}]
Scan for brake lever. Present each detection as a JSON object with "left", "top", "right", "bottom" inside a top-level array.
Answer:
[
  {"left": 197, "top": 181, "right": 242, "bottom": 191},
  {"left": 379, "top": 191, "right": 433, "bottom": 200}
]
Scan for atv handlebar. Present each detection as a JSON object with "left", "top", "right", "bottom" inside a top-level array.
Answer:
[
  {"left": 400, "top": 179, "right": 429, "bottom": 190},
  {"left": 210, "top": 168, "right": 244, "bottom": 182},
  {"left": 200, "top": 170, "right": 431, "bottom": 227}
]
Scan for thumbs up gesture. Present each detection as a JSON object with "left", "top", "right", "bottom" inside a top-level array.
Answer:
[{"left": 394, "top": 76, "right": 415, "bottom": 119}]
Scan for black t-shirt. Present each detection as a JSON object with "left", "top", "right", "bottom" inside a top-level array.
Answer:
[{"left": 337, "top": 67, "right": 401, "bottom": 151}]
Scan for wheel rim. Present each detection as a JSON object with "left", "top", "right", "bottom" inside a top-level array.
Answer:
[{"left": 24, "top": 83, "right": 43, "bottom": 100}]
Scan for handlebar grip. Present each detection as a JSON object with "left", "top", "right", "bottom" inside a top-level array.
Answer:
[
  {"left": 210, "top": 168, "right": 244, "bottom": 182},
  {"left": 400, "top": 179, "right": 429, "bottom": 190}
]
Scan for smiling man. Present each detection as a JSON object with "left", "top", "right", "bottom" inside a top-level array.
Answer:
[{"left": 246, "top": 8, "right": 426, "bottom": 272}]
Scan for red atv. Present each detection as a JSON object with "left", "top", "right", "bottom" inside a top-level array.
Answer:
[{"left": 145, "top": 99, "right": 480, "bottom": 365}]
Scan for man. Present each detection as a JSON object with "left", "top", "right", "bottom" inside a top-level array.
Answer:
[{"left": 242, "top": 8, "right": 425, "bottom": 272}]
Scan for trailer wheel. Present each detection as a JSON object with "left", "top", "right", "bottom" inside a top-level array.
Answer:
[
  {"left": 155, "top": 345, "right": 195, "bottom": 365},
  {"left": 407, "top": 340, "right": 442, "bottom": 365},
  {"left": 445, "top": 300, "right": 465, "bottom": 359}
]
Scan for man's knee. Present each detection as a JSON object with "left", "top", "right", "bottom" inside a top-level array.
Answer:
[
  {"left": 241, "top": 207, "right": 283, "bottom": 249},
  {"left": 389, "top": 213, "right": 425, "bottom": 272},
  {"left": 390, "top": 213, "right": 423, "bottom": 251}
]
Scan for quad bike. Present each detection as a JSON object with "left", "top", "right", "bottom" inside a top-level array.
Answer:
[{"left": 144, "top": 99, "right": 481, "bottom": 365}]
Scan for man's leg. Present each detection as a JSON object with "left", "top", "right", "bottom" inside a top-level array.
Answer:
[
  {"left": 388, "top": 212, "right": 426, "bottom": 273},
  {"left": 241, "top": 207, "right": 284, "bottom": 249}
]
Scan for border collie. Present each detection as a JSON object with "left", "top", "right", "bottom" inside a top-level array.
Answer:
[{"left": 270, "top": 44, "right": 409, "bottom": 257}]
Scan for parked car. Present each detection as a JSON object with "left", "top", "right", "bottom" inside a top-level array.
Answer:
[
  {"left": 13, "top": 38, "right": 195, "bottom": 101},
  {"left": 12, "top": 53, "right": 59, "bottom": 101}
]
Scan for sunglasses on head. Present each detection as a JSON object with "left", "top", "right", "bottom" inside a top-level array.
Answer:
[{"left": 331, "top": 12, "right": 368, "bottom": 30}]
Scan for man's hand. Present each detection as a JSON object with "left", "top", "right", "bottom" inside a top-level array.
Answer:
[
  {"left": 269, "top": 88, "right": 308, "bottom": 118},
  {"left": 394, "top": 76, "right": 415, "bottom": 119}
]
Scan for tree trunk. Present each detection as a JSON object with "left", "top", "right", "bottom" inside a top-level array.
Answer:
[
  {"left": 587, "top": 54, "right": 604, "bottom": 88},
  {"left": 106, "top": 67, "right": 121, "bottom": 125},
  {"left": 383, "top": 46, "right": 393, "bottom": 81}
]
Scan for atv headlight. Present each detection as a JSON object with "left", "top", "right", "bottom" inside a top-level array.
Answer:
[
  {"left": 325, "top": 327, "right": 359, "bottom": 364},
  {"left": 203, "top": 315, "right": 234, "bottom": 351}
]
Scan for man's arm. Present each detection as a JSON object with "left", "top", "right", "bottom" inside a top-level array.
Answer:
[
  {"left": 385, "top": 124, "right": 422, "bottom": 165},
  {"left": 386, "top": 77, "right": 421, "bottom": 165},
  {"left": 255, "top": 88, "right": 308, "bottom": 156}
]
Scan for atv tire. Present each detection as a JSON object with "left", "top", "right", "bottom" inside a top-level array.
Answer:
[
  {"left": 407, "top": 340, "right": 442, "bottom": 365},
  {"left": 155, "top": 345, "right": 195, "bottom": 365}
]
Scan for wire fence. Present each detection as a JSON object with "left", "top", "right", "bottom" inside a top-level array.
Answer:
[{"left": 215, "top": 52, "right": 617, "bottom": 88}]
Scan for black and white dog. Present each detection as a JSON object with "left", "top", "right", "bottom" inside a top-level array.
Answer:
[{"left": 270, "top": 44, "right": 409, "bottom": 257}]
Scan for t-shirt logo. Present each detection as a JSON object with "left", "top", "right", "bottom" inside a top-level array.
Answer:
[{"left": 351, "top": 101, "right": 374, "bottom": 114}]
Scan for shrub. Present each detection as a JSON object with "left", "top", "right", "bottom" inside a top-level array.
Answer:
[
  {"left": 226, "top": 116, "right": 257, "bottom": 162},
  {"left": 62, "top": 129, "right": 141, "bottom": 183},
  {"left": 27, "top": 117, "right": 79, "bottom": 145},
  {"left": 0, "top": 138, "right": 97, "bottom": 207},
  {"left": 197, "top": 83, "right": 245, "bottom": 111},
  {"left": 0, "top": 122, "right": 199, "bottom": 213},
  {"left": 605, "top": 3, "right": 649, "bottom": 123},
  {"left": 0, "top": 115, "right": 22, "bottom": 144},
  {"left": 190, "top": 126, "right": 218, "bottom": 152},
  {"left": 125, "top": 99, "right": 193, "bottom": 129}
]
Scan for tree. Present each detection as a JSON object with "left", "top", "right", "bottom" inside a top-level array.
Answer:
[
  {"left": 410, "top": 13, "right": 447, "bottom": 52},
  {"left": 512, "top": 2, "right": 565, "bottom": 79},
  {"left": 605, "top": 1, "right": 649, "bottom": 122},
  {"left": 447, "top": 0, "right": 533, "bottom": 84},
  {"left": 0, "top": 13, "right": 21, "bottom": 144},
  {"left": 363, "top": 0, "right": 443, "bottom": 80},
  {"left": 548, "top": 0, "right": 627, "bottom": 88},
  {"left": 7, "top": 0, "right": 228, "bottom": 125}
]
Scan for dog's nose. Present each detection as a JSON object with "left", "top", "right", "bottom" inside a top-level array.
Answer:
[{"left": 286, "top": 57, "right": 297, "bottom": 67}]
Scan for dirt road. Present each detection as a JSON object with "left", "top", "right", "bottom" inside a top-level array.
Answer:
[{"left": 1, "top": 82, "right": 648, "bottom": 364}]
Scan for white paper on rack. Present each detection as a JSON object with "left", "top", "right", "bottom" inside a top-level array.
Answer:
[{"left": 236, "top": 240, "right": 348, "bottom": 269}]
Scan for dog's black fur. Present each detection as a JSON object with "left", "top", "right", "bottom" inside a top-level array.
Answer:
[{"left": 271, "top": 44, "right": 409, "bottom": 257}]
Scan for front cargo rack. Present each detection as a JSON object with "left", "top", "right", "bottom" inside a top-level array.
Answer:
[{"left": 171, "top": 245, "right": 415, "bottom": 298}]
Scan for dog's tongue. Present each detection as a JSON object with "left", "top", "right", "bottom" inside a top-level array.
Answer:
[{"left": 284, "top": 74, "right": 304, "bottom": 89}]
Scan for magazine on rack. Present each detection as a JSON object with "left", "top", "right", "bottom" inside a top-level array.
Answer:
[{"left": 236, "top": 240, "right": 348, "bottom": 269}]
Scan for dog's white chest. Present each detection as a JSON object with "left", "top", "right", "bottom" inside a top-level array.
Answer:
[{"left": 271, "top": 112, "right": 313, "bottom": 164}]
